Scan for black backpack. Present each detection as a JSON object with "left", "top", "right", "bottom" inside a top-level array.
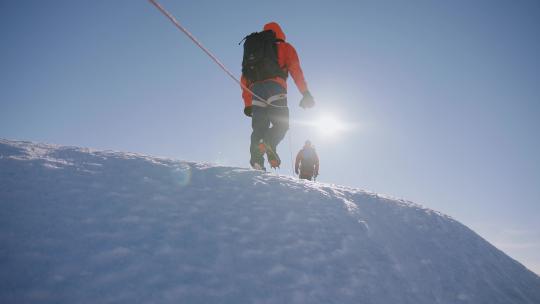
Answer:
[
  {"left": 301, "top": 147, "right": 316, "bottom": 169},
  {"left": 241, "top": 30, "right": 287, "bottom": 82}
]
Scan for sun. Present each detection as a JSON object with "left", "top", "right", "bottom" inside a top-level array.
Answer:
[{"left": 316, "top": 115, "right": 346, "bottom": 136}]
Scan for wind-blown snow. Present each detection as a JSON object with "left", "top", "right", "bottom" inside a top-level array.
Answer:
[{"left": 1, "top": 139, "right": 539, "bottom": 303}]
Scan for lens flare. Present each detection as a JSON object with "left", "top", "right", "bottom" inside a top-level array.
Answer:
[{"left": 170, "top": 163, "right": 191, "bottom": 187}]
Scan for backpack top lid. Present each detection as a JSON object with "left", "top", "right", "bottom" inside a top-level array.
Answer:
[
  {"left": 242, "top": 30, "right": 279, "bottom": 64},
  {"left": 241, "top": 25, "right": 287, "bottom": 82}
]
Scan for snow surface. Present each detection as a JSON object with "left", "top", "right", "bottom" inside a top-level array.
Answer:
[{"left": 1, "top": 139, "right": 539, "bottom": 304}]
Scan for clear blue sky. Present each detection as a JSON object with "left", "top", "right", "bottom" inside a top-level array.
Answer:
[{"left": 1, "top": 0, "right": 539, "bottom": 274}]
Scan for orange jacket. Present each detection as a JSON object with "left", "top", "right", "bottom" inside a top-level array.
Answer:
[{"left": 241, "top": 22, "right": 309, "bottom": 107}]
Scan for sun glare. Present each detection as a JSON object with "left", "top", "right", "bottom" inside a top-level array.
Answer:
[{"left": 316, "top": 115, "right": 346, "bottom": 136}]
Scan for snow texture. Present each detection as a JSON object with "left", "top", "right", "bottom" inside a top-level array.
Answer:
[{"left": 1, "top": 139, "right": 539, "bottom": 303}]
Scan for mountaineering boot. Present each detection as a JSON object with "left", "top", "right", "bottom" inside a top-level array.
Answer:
[
  {"left": 250, "top": 159, "right": 266, "bottom": 171},
  {"left": 261, "top": 142, "right": 281, "bottom": 169},
  {"left": 250, "top": 144, "right": 266, "bottom": 171},
  {"left": 251, "top": 162, "right": 266, "bottom": 172}
]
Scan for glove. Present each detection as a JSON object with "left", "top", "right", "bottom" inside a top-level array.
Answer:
[
  {"left": 244, "top": 106, "right": 252, "bottom": 117},
  {"left": 299, "top": 91, "right": 315, "bottom": 109}
]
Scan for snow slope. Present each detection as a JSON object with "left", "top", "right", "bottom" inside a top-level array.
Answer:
[{"left": 1, "top": 139, "right": 539, "bottom": 304}]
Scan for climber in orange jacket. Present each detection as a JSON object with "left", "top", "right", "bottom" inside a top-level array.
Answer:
[{"left": 241, "top": 22, "right": 315, "bottom": 170}]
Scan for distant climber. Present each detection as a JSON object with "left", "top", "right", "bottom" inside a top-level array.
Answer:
[
  {"left": 295, "top": 140, "right": 319, "bottom": 181},
  {"left": 241, "top": 22, "right": 315, "bottom": 170}
]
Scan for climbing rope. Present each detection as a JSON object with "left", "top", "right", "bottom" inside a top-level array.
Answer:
[{"left": 288, "top": 128, "right": 295, "bottom": 176}]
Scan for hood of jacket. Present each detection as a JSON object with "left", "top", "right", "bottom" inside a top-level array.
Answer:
[{"left": 263, "top": 22, "right": 286, "bottom": 41}]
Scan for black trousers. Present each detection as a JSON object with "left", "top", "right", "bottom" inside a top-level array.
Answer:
[{"left": 250, "top": 82, "right": 289, "bottom": 166}]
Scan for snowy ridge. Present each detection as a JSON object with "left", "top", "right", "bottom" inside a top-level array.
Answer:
[{"left": 1, "top": 139, "right": 539, "bottom": 304}]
